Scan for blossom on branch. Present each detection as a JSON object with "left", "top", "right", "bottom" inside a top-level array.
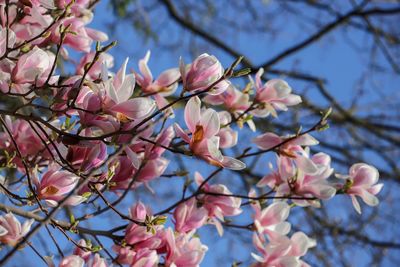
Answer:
[
  {"left": 251, "top": 68, "right": 302, "bottom": 118},
  {"left": 180, "top": 53, "right": 230, "bottom": 94},
  {"left": 0, "top": 212, "right": 34, "bottom": 247},
  {"left": 135, "top": 50, "right": 180, "bottom": 110},
  {"left": 34, "top": 165, "right": 85, "bottom": 207},
  {"left": 338, "top": 163, "right": 383, "bottom": 214},
  {"left": 174, "top": 96, "right": 246, "bottom": 170}
]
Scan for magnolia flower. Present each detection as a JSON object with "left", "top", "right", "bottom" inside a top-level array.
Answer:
[
  {"left": 204, "top": 84, "right": 251, "bottom": 112},
  {"left": 180, "top": 53, "right": 229, "bottom": 94},
  {"left": 73, "top": 239, "right": 92, "bottom": 262},
  {"left": 251, "top": 68, "right": 302, "bottom": 118},
  {"left": 111, "top": 126, "right": 174, "bottom": 190},
  {"left": 113, "top": 246, "right": 159, "bottom": 267},
  {"left": 113, "top": 203, "right": 163, "bottom": 266},
  {"left": 0, "top": 212, "right": 34, "bottom": 246},
  {"left": 253, "top": 132, "right": 319, "bottom": 175},
  {"left": 173, "top": 198, "right": 208, "bottom": 233},
  {"left": 35, "top": 166, "right": 85, "bottom": 207},
  {"left": 136, "top": 50, "right": 180, "bottom": 94},
  {"left": 204, "top": 85, "right": 255, "bottom": 131},
  {"left": 164, "top": 228, "right": 208, "bottom": 267},
  {"left": 250, "top": 189, "right": 291, "bottom": 240},
  {"left": 144, "top": 125, "right": 175, "bottom": 160},
  {"left": 124, "top": 202, "right": 163, "bottom": 250},
  {"left": 258, "top": 152, "right": 337, "bottom": 207},
  {"left": 12, "top": 46, "right": 54, "bottom": 85},
  {"left": 0, "top": 27, "right": 16, "bottom": 56},
  {"left": 195, "top": 172, "right": 242, "bottom": 235},
  {"left": 338, "top": 163, "right": 383, "bottom": 214},
  {"left": 76, "top": 52, "right": 114, "bottom": 80},
  {"left": 286, "top": 152, "right": 336, "bottom": 206},
  {"left": 0, "top": 116, "right": 47, "bottom": 159},
  {"left": 11, "top": 4, "right": 53, "bottom": 47},
  {"left": 52, "top": 15, "right": 108, "bottom": 53},
  {"left": 108, "top": 156, "right": 137, "bottom": 190},
  {"left": 75, "top": 58, "right": 156, "bottom": 122},
  {"left": 135, "top": 50, "right": 180, "bottom": 110},
  {"left": 0, "top": 58, "right": 14, "bottom": 93},
  {"left": 114, "top": 247, "right": 159, "bottom": 267},
  {"left": 66, "top": 140, "right": 107, "bottom": 173},
  {"left": 103, "top": 58, "right": 156, "bottom": 121},
  {"left": 174, "top": 96, "right": 245, "bottom": 170},
  {"left": 251, "top": 231, "right": 316, "bottom": 267},
  {"left": 89, "top": 254, "right": 108, "bottom": 267},
  {"left": 136, "top": 158, "right": 170, "bottom": 184},
  {"left": 217, "top": 111, "right": 238, "bottom": 148},
  {"left": 59, "top": 255, "right": 85, "bottom": 267}
]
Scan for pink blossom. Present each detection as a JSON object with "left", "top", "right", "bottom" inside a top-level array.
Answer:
[
  {"left": 66, "top": 139, "right": 107, "bottom": 173},
  {"left": 108, "top": 156, "right": 136, "bottom": 190},
  {"left": 35, "top": 165, "right": 85, "bottom": 206},
  {"left": 195, "top": 172, "right": 242, "bottom": 235},
  {"left": 0, "top": 212, "right": 34, "bottom": 246},
  {"left": 0, "top": 26, "right": 16, "bottom": 56},
  {"left": 101, "top": 58, "right": 134, "bottom": 102},
  {"left": 114, "top": 203, "right": 163, "bottom": 266},
  {"left": 11, "top": 4, "right": 53, "bottom": 45},
  {"left": 73, "top": 83, "right": 120, "bottom": 133},
  {"left": 0, "top": 58, "right": 14, "bottom": 93},
  {"left": 110, "top": 126, "right": 174, "bottom": 190},
  {"left": 72, "top": 241, "right": 107, "bottom": 266},
  {"left": 0, "top": 116, "right": 48, "bottom": 160},
  {"left": 174, "top": 96, "right": 245, "bottom": 170},
  {"left": 144, "top": 125, "right": 175, "bottom": 160},
  {"left": 135, "top": 51, "right": 180, "bottom": 94},
  {"left": 102, "top": 59, "right": 156, "bottom": 121},
  {"left": 136, "top": 157, "right": 170, "bottom": 184},
  {"left": 89, "top": 254, "right": 108, "bottom": 267},
  {"left": 76, "top": 52, "right": 114, "bottom": 80},
  {"left": 180, "top": 53, "right": 229, "bottom": 94},
  {"left": 249, "top": 189, "right": 291, "bottom": 240},
  {"left": 12, "top": 46, "right": 54, "bottom": 86},
  {"left": 51, "top": 13, "right": 108, "bottom": 53},
  {"left": 251, "top": 68, "right": 302, "bottom": 118},
  {"left": 283, "top": 153, "right": 336, "bottom": 207},
  {"left": 258, "top": 152, "right": 336, "bottom": 207},
  {"left": 135, "top": 50, "right": 180, "bottom": 110},
  {"left": 204, "top": 85, "right": 255, "bottom": 131},
  {"left": 204, "top": 84, "right": 251, "bottom": 112},
  {"left": 251, "top": 231, "right": 316, "bottom": 267},
  {"left": 56, "top": 0, "right": 89, "bottom": 10},
  {"left": 253, "top": 132, "right": 319, "bottom": 175},
  {"left": 59, "top": 255, "right": 84, "bottom": 267},
  {"left": 108, "top": 95, "right": 156, "bottom": 120},
  {"left": 173, "top": 198, "right": 208, "bottom": 233},
  {"left": 114, "top": 247, "right": 159, "bottom": 267},
  {"left": 124, "top": 202, "right": 163, "bottom": 250},
  {"left": 73, "top": 239, "right": 92, "bottom": 262},
  {"left": 217, "top": 111, "right": 238, "bottom": 148},
  {"left": 108, "top": 121, "right": 167, "bottom": 190},
  {"left": 163, "top": 228, "right": 208, "bottom": 267},
  {"left": 75, "top": 57, "right": 156, "bottom": 122},
  {"left": 338, "top": 163, "right": 383, "bottom": 214}
]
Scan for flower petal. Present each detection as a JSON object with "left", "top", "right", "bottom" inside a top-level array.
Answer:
[
  {"left": 110, "top": 98, "right": 155, "bottom": 120},
  {"left": 184, "top": 96, "right": 201, "bottom": 133},
  {"left": 221, "top": 156, "right": 246, "bottom": 170}
]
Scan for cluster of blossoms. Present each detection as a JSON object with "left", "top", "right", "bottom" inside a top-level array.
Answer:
[{"left": 0, "top": 1, "right": 384, "bottom": 266}]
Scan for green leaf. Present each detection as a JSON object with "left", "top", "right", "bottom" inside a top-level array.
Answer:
[
  {"left": 233, "top": 68, "right": 252, "bottom": 77},
  {"left": 69, "top": 213, "right": 75, "bottom": 224}
]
